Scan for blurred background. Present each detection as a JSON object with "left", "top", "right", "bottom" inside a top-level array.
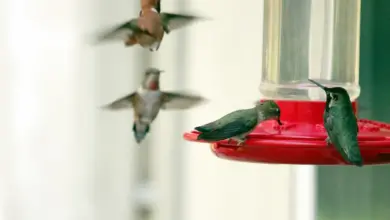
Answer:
[{"left": 1, "top": 0, "right": 390, "bottom": 220}]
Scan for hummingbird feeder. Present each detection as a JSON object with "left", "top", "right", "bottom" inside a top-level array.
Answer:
[{"left": 183, "top": 0, "right": 390, "bottom": 165}]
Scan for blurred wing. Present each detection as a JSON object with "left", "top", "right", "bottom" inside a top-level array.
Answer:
[
  {"left": 197, "top": 117, "right": 257, "bottom": 141},
  {"left": 101, "top": 92, "right": 138, "bottom": 110},
  {"left": 160, "top": 13, "right": 206, "bottom": 33},
  {"left": 161, "top": 92, "right": 207, "bottom": 110},
  {"left": 95, "top": 19, "right": 147, "bottom": 42}
]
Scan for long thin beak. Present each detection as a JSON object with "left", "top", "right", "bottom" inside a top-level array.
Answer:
[
  {"left": 158, "top": 70, "right": 165, "bottom": 74},
  {"left": 276, "top": 117, "right": 283, "bottom": 126},
  {"left": 308, "top": 79, "right": 328, "bottom": 91}
]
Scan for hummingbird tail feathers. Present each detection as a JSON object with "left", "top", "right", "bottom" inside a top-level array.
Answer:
[
  {"left": 133, "top": 121, "right": 150, "bottom": 144},
  {"left": 196, "top": 128, "right": 240, "bottom": 142},
  {"left": 197, "top": 132, "right": 228, "bottom": 142},
  {"left": 347, "top": 151, "right": 364, "bottom": 167},
  {"left": 194, "top": 121, "right": 217, "bottom": 132},
  {"left": 194, "top": 125, "right": 213, "bottom": 133},
  {"left": 341, "top": 143, "right": 364, "bottom": 167},
  {"left": 196, "top": 120, "right": 251, "bottom": 142}
]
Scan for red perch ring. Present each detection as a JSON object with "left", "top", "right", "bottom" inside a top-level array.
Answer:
[{"left": 183, "top": 100, "right": 390, "bottom": 165}]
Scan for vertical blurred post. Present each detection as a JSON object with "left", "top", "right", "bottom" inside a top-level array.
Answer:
[
  {"left": 94, "top": 0, "right": 145, "bottom": 218},
  {"left": 150, "top": 0, "right": 189, "bottom": 219}
]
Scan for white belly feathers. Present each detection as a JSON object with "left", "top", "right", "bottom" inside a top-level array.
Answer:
[{"left": 138, "top": 89, "right": 162, "bottom": 123}]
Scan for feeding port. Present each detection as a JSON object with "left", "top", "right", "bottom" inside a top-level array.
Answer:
[{"left": 183, "top": 0, "right": 390, "bottom": 165}]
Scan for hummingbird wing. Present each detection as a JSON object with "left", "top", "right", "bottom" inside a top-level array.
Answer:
[
  {"left": 160, "top": 13, "right": 206, "bottom": 33},
  {"left": 101, "top": 92, "right": 139, "bottom": 110},
  {"left": 160, "top": 92, "right": 207, "bottom": 110},
  {"left": 326, "top": 107, "right": 362, "bottom": 165},
  {"left": 95, "top": 19, "right": 151, "bottom": 42},
  {"left": 196, "top": 110, "right": 258, "bottom": 141},
  {"left": 194, "top": 109, "right": 249, "bottom": 132}
]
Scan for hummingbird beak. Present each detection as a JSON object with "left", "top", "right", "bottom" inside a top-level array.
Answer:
[
  {"left": 308, "top": 79, "right": 329, "bottom": 92},
  {"left": 276, "top": 117, "right": 283, "bottom": 126}
]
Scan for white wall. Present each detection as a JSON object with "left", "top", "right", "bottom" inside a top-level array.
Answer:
[
  {"left": 0, "top": 0, "right": 316, "bottom": 219},
  {"left": 2, "top": 0, "right": 98, "bottom": 219}
]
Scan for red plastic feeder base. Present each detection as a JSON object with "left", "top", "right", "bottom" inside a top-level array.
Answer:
[{"left": 183, "top": 100, "right": 390, "bottom": 165}]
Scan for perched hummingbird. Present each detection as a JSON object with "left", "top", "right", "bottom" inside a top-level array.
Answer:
[
  {"left": 308, "top": 79, "right": 363, "bottom": 167},
  {"left": 194, "top": 100, "right": 283, "bottom": 147},
  {"left": 95, "top": 6, "right": 206, "bottom": 51},
  {"left": 102, "top": 67, "right": 207, "bottom": 144}
]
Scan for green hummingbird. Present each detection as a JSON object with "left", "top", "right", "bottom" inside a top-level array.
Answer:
[
  {"left": 194, "top": 100, "right": 283, "bottom": 147},
  {"left": 95, "top": 7, "right": 206, "bottom": 51},
  {"left": 102, "top": 67, "right": 207, "bottom": 144},
  {"left": 308, "top": 79, "right": 363, "bottom": 167}
]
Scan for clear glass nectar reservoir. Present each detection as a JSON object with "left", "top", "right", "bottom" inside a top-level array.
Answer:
[{"left": 260, "top": 0, "right": 361, "bottom": 101}]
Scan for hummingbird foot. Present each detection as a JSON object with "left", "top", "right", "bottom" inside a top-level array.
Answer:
[
  {"left": 237, "top": 140, "right": 245, "bottom": 146},
  {"left": 227, "top": 138, "right": 232, "bottom": 144},
  {"left": 233, "top": 138, "right": 246, "bottom": 151},
  {"left": 325, "top": 137, "right": 332, "bottom": 147},
  {"left": 236, "top": 138, "right": 246, "bottom": 146}
]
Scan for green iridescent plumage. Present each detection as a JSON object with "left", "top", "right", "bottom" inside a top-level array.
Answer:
[
  {"left": 195, "top": 100, "right": 282, "bottom": 145},
  {"left": 309, "top": 79, "right": 363, "bottom": 167}
]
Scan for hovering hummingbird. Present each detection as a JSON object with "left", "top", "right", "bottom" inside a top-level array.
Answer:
[
  {"left": 308, "top": 79, "right": 363, "bottom": 167},
  {"left": 95, "top": 6, "right": 206, "bottom": 51},
  {"left": 194, "top": 100, "right": 283, "bottom": 148},
  {"left": 102, "top": 67, "right": 207, "bottom": 144}
]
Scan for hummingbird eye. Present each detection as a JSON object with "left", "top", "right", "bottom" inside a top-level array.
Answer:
[{"left": 332, "top": 94, "right": 339, "bottom": 101}]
